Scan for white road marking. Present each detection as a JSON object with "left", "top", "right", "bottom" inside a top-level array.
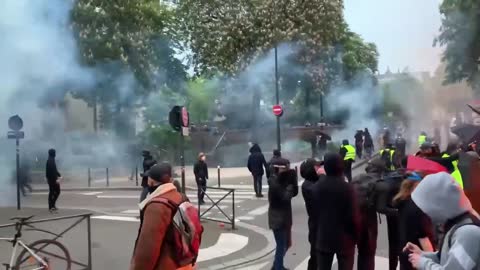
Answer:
[
  {"left": 246, "top": 204, "right": 269, "bottom": 216},
  {"left": 80, "top": 192, "right": 103, "bottom": 196},
  {"left": 197, "top": 233, "right": 249, "bottom": 262},
  {"left": 295, "top": 255, "right": 392, "bottom": 270},
  {"left": 238, "top": 216, "right": 255, "bottom": 221},
  {"left": 121, "top": 210, "right": 139, "bottom": 214},
  {"left": 97, "top": 195, "right": 138, "bottom": 199},
  {"left": 92, "top": 215, "right": 139, "bottom": 222}
]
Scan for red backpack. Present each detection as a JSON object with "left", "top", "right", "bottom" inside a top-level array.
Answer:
[{"left": 150, "top": 197, "right": 203, "bottom": 267}]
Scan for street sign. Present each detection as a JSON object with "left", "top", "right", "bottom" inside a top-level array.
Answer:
[
  {"left": 181, "top": 106, "right": 189, "bottom": 127},
  {"left": 273, "top": 105, "right": 283, "bottom": 117}
]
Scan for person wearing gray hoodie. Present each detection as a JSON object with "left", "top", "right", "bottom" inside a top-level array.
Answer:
[{"left": 404, "top": 172, "right": 480, "bottom": 270}]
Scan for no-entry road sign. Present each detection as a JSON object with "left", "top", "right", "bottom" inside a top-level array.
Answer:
[{"left": 273, "top": 105, "right": 283, "bottom": 117}]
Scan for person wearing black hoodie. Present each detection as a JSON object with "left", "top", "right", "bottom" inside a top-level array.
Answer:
[
  {"left": 351, "top": 158, "right": 387, "bottom": 270},
  {"left": 355, "top": 130, "right": 364, "bottom": 159},
  {"left": 268, "top": 167, "right": 298, "bottom": 270},
  {"left": 364, "top": 128, "right": 374, "bottom": 159},
  {"left": 301, "top": 159, "right": 324, "bottom": 270},
  {"left": 375, "top": 168, "right": 406, "bottom": 270},
  {"left": 247, "top": 144, "right": 269, "bottom": 197},
  {"left": 269, "top": 150, "right": 290, "bottom": 177},
  {"left": 46, "top": 149, "right": 61, "bottom": 212},
  {"left": 140, "top": 150, "right": 157, "bottom": 202},
  {"left": 313, "top": 153, "right": 359, "bottom": 270},
  {"left": 194, "top": 152, "right": 209, "bottom": 205}
]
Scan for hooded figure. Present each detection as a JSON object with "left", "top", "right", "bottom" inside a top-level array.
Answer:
[
  {"left": 247, "top": 144, "right": 269, "bottom": 197},
  {"left": 364, "top": 128, "right": 374, "bottom": 159},
  {"left": 351, "top": 158, "right": 387, "bottom": 270},
  {"left": 313, "top": 153, "right": 359, "bottom": 270},
  {"left": 301, "top": 159, "right": 324, "bottom": 270},
  {"left": 268, "top": 168, "right": 298, "bottom": 270},
  {"left": 406, "top": 172, "right": 480, "bottom": 270},
  {"left": 355, "top": 130, "right": 365, "bottom": 159},
  {"left": 45, "top": 149, "right": 61, "bottom": 212},
  {"left": 269, "top": 150, "right": 290, "bottom": 177}
]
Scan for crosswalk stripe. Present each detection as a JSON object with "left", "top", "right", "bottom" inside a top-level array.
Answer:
[
  {"left": 80, "top": 192, "right": 103, "bottom": 196},
  {"left": 92, "top": 215, "right": 138, "bottom": 222},
  {"left": 294, "top": 255, "right": 392, "bottom": 270}
]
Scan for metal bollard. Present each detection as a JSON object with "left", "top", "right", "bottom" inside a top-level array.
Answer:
[
  {"left": 232, "top": 189, "right": 236, "bottom": 230},
  {"left": 217, "top": 166, "right": 221, "bottom": 187},
  {"left": 135, "top": 167, "right": 139, "bottom": 186},
  {"left": 106, "top": 168, "right": 110, "bottom": 187},
  {"left": 88, "top": 168, "right": 91, "bottom": 187}
]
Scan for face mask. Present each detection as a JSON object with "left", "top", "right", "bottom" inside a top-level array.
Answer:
[{"left": 148, "top": 185, "right": 160, "bottom": 194}]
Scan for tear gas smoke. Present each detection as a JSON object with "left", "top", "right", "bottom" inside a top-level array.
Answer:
[{"left": 0, "top": 0, "right": 142, "bottom": 204}]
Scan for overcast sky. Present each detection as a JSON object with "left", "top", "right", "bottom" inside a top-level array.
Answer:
[{"left": 344, "top": 0, "right": 443, "bottom": 74}]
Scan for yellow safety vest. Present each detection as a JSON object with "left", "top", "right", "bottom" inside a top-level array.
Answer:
[
  {"left": 380, "top": 149, "right": 396, "bottom": 170},
  {"left": 418, "top": 135, "right": 427, "bottom": 147},
  {"left": 343, "top": 145, "right": 356, "bottom": 161},
  {"left": 442, "top": 153, "right": 464, "bottom": 189}
]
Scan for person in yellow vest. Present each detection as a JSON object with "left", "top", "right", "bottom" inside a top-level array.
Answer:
[
  {"left": 418, "top": 132, "right": 427, "bottom": 147},
  {"left": 380, "top": 144, "right": 397, "bottom": 171},
  {"left": 339, "top": 139, "right": 356, "bottom": 182},
  {"left": 441, "top": 142, "right": 463, "bottom": 189}
]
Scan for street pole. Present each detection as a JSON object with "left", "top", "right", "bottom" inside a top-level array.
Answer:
[
  {"left": 16, "top": 138, "right": 20, "bottom": 210},
  {"left": 275, "top": 45, "right": 281, "bottom": 151},
  {"left": 180, "top": 132, "right": 186, "bottom": 194},
  {"left": 320, "top": 92, "right": 324, "bottom": 122}
]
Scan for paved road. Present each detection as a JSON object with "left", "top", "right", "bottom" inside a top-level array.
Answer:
[{"left": 0, "top": 161, "right": 396, "bottom": 270}]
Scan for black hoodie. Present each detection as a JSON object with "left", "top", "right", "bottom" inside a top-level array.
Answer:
[
  {"left": 313, "top": 153, "right": 359, "bottom": 254},
  {"left": 46, "top": 149, "right": 61, "bottom": 183},
  {"left": 247, "top": 144, "right": 269, "bottom": 177}
]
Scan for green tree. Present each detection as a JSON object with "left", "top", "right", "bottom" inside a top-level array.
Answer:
[
  {"left": 70, "top": 0, "right": 187, "bottom": 133},
  {"left": 436, "top": 0, "right": 480, "bottom": 91}
]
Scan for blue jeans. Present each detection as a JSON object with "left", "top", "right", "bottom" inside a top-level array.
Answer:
[{"left": 273, "top": 229, "right": 288, "bottom": 270}]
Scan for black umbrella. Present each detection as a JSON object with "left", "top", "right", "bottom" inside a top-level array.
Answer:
[
  {"left": 468, "top": 103, "right": 480, "bottom": 116},
  {"left": 451, "top": 124, "right": 480, "bottom": 144}
]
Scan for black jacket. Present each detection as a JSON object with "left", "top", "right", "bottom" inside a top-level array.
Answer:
[
  {"left": 193, "top": 160, "right": 209, "bottom": 182},
  {"left": 302, "top": 174, "right": 322, "bottom": 244},
  {"left": 268, "top": 169, "right": 298, "bottom": 230},
  {"left": 375, "top": 171, "right": 404, "bottom": 216},
  {"left": 313, "top": 175, "right": 359, "bottom": 254},
  {"left": 141, "top": 158, "right": 157, "bottom": 187},
  {"left": 247, "top": 145, "right": 269, "bottom": 177},
  {"left": 268, "top": 156, "right": 290, "bottom": 177},
  {"left": 364, "top": 132, "right": 374, "bottom": 148},
  {"left": 46, "top": 157, "right": 61, "bottom": 183}
]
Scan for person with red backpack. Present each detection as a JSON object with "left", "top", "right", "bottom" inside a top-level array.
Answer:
[{"left": 131, "top": 163, "right": 203, "bottom": 270}]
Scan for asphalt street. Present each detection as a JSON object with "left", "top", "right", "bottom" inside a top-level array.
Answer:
[{"left": 0, "top": 161, "right": 396, "bottom": 270}]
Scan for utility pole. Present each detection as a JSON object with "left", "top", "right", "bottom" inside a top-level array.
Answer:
[{"left": 275, "top": 46, "right": 281, "bottom": 151}]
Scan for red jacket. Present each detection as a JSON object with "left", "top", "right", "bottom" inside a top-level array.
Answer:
[{"left": 130, "top": 183, "right": 194, "bottom": 270}]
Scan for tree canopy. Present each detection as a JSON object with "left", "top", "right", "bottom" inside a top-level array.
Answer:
[
  {"left": 436, "top": 0, "right": 480, "bottom": 91},
  {"left": 177, "top": 0, "right": 377, "bottom": 93}
]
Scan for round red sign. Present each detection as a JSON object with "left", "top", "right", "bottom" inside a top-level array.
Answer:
[
  {"left": 181, "top": 107, "right": 189, "bottom": 127},
  {"left": 273, "top": 105, "right": 283, "bottom": 116}
]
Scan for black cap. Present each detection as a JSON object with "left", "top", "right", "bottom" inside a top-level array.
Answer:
[
  {"left": 300, "top": 158, "right": 323, "bottom": 179},
  {"left": 148, "top": 163, "right": 172, "bottom": 183}
]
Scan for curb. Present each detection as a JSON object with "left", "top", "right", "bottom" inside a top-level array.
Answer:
[
  {"left": 206, "top": 221, "right": 276, "bottom": 270},
  {"left": 33, "top": 156, "right": 377, "bottom": 193}
]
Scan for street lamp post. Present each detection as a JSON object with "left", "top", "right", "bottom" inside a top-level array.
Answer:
[{"left": 275, "top": 46, "right": 281, "bottom": 151}]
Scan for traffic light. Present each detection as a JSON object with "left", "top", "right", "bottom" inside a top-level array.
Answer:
[{"left": 169, "top": 106, "right": 182, "bottom": 131}]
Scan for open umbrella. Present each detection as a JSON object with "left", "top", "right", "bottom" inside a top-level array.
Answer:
[
  {"left": 451, "top": 124, "right": 480, "bottom": 144},
  {"left": 468, "top": 102, "right": 480, "bottom": 116},
  {"left": 406, "top": 155, "right": 448, "bottom": 175}
]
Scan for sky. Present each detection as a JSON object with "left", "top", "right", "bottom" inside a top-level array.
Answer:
[{"left": 344, "top": 0, "right": 444, "bottom": 74}]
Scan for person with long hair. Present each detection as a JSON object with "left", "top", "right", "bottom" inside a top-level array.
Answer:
[{"left": 393, "top": 172, "right": 435, "bottom": 270}]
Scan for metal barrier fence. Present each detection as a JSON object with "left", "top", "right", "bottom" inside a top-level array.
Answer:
[
  {"left": 193, "top": 186, "right": 236, "bottom": 230},
  {"left": 0, "top": 213, "right": 93, "bottom": 270}
]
